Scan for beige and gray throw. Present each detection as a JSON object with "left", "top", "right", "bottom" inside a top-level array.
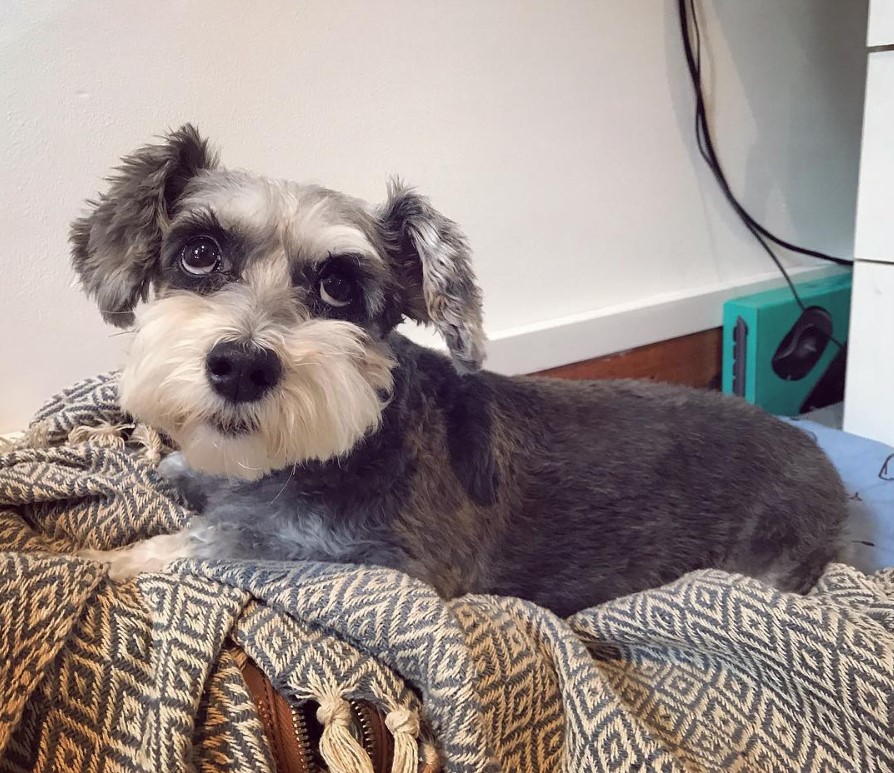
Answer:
[{"left": 1, "top": 373, "right": 893, "bottom": 772}]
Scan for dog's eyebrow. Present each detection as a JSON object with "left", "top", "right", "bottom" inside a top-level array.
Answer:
[
  {"left": 167, "top": 208, "right": 230, "bottom": 242},
  {"left": 166, "top": 209, "right": 253, "bottom": 258}
]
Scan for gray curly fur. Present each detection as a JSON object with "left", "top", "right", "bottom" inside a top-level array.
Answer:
[
  {"left": 168, "top": 334, "right": 846, "bottom": 617},
  {"left": 73, "top": 125, "right": 847, "bottom": 616}
]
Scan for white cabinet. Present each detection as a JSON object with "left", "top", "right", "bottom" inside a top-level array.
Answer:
[
  {"left": 844, "top": 262, "right": 894, "bottom": 445},
  {"left": 868, "top": 0, "right": 894, "bottom": 46},
  {"left": 843, "top": 11, "right": 894, "bottom": 446},
  {"left": 854, "top": 51, "right": 894, "bottom": 263}
]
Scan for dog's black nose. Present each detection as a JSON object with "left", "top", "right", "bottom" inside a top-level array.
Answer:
[{"left": 205, "top": 341, "right": 282, "bottom": 404}]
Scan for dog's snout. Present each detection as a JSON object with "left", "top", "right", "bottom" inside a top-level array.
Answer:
[{"left": 206, "top": 341, "right": 282, "bottom": 404}]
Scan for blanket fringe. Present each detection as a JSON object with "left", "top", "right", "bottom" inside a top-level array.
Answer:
[
  {"left": 317, "top": 694, "right": 375, "bottom": 773},
  {"left": 68, "top": 422, "right": 132, "bottom": 450},
  {"left": 0, "top": 421, "right": 51, "bottom": 451},
  {"left": 385, "top": 708, "right": 420, "bottom": 773},
  {"left": 66, "top": 422, "right": 168, "bottom": 465},
  {"left": 2, "top": 417, "right": 169, "bottom": 467},
  {"left": 130, "top": 424, "right": 167, "bottom": 465}
]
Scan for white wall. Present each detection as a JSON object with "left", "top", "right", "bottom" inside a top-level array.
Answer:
[{"left": 0, "top": 1, "right": 867, "bottom": 432}]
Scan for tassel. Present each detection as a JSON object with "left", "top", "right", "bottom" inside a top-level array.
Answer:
[
  {"left": 0, "top": 421, "right": 51, "bottom": 451},
  {"left": 68, "top": 421, "right": 131, "bottom": 449},
  {"left": 0, "top": 432, "right": 23, "bottom": 452},
  {"left": 385, "top": 708, "right": 420, "bottom": 773},
  {"left": 316, "top": 694, "right": 375, "bottom": 773},
  {"left": 419, "top": 738, "right": 442, "bottom": 773},
  {"left": 131, "top": 424, "right": 166, "bottom": 465}
]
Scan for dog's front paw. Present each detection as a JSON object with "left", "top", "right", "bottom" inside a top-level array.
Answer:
[
  {"left": 78, "top": 547, "right": 142, "bottom": 581},
  {"left": 157, "top": 451, "right": 189, "bottom": 481},
  {"left": 77, "top": 532, "right": 194, "bottom": 581},
  {"left": 157, "top": 452, "right": 211, "bottom": 510}
]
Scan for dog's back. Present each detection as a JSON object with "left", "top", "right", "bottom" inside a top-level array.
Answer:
[
  {"left": 471, "top": 369, "right": 846, "bottom": 614},
  {"left": 385, "top": 337, "right": 847, "bottom": 615}
]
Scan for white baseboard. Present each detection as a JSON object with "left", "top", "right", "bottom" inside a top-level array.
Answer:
[{"left": 483, "top": 265, "right": 846, "bottom": 375}]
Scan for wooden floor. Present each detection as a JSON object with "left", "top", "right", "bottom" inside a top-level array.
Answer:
[{"left": 536, "top": 328, "right": 723, "bottom": 389}]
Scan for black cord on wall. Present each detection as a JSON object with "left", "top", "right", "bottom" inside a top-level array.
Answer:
[{"left": 677, "top": 0, "right": 852, "bottom": 323}]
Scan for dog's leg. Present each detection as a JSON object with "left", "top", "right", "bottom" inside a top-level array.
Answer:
[
  {"left": 158, "top": 451, "right": 215, "bottom": 511},
  {"left": 78, "top": 530, "right": 197, "bottom": 580},
  {"left": 77, "top": 452, "right": 227, "bottom": 580}
]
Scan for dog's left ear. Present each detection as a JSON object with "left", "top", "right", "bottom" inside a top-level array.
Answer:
[
  {"left": 379, "top": 179, "right": 486, "bottom": 371},
  {"left": 70, "top": 124, "right": 218, "bottom": 327}
]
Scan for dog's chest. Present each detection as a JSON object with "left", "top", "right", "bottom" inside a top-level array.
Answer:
[{"left": 207, "top": 471, "right": 411, "bottom": 567}]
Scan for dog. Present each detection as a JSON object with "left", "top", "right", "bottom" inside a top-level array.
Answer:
[{"left": 72, "top": 125, "right": 847, "bottom": 616}]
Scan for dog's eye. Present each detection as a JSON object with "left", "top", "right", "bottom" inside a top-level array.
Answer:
[
  {"left": 180, "top": 237, "right": 221, "bottom": 275},
  {"left": 319, "top": 271, "right": 354, "bottom": 307}
]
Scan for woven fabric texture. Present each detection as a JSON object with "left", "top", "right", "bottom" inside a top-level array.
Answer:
[{"left": 1, "top": 373, "right": 893, "bottom": 772}]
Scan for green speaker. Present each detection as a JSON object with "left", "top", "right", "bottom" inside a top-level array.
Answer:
[{"left": 721, "top": 272, "right": 852, "bottom": 416}]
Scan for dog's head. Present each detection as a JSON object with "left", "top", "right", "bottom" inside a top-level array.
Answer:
[{"left": 71, "top": 124, "right": 485, "bottom": 479}]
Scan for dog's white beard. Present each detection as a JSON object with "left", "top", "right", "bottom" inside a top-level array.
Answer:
[{"left": 119, "top": 294, "right": 394, "bottom": 479}]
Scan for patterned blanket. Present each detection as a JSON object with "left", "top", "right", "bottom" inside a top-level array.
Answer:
[{"left": 1, "top": 373, "right": 893, "bottom": 772}]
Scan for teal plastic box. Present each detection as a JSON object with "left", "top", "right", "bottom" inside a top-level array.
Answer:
[{"left": 721, "top": 272, "right": 852, "bottom": 416}]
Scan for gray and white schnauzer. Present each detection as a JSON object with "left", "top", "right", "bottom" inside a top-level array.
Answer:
[{"left": 73, "top": 125, "right": 846, "bottom": 616}]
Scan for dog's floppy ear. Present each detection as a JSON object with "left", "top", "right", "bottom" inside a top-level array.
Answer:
[
  {"left": 70, "top": 124, "right": 218, "bottom": 327},
  {"left": 379, "top": 179, "right": 486, "bottom": 371}
]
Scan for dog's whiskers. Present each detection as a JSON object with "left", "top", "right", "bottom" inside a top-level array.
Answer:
[{"left": 270, "top": 463, "right": 297, "bottom": 504}]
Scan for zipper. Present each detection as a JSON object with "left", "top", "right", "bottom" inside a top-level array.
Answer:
[
  {"left": 349, "top": 699, "right": 374, "bottom": 758},
  {"left": 349, "top": 699, "right": 393, "bottom": 772},
  {"left": 240, "top": 656, "right": 315, "bottom": 773},
  {"left": 289, "top": 703, "right": 315, "bottom": 771},
  {"left": 239, "top": 653, "right": 394, "bottom": 772}
]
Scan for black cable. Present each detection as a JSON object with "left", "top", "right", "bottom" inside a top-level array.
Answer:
[
  {"left": 678, "top": 0, "right": 848, "bottom": 351},
  {"left": 679, "top": 0, "right": 852, "bottom": 268}
]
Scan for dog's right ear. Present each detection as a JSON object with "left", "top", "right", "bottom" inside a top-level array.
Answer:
[
  {"left": 378, "top": 179, "right": 486, "bottom": 372},
  {"left": 70, "top": 124, "right": 217, "bottom": 327}
]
